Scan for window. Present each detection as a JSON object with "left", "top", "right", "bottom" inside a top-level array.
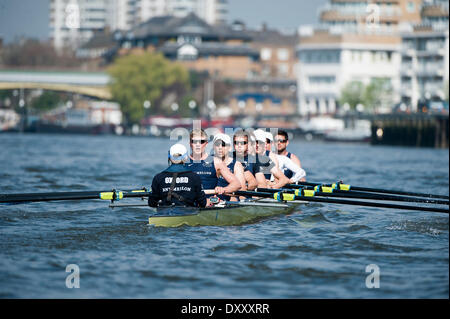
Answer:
[
  {"left": 278, "top": 64, "right": 289, "bottom": 76},
  {"left": 177, "top": 44, "right": 198, "bottom": 61},
  {"left": 407, "top": 1, "right": 415, "bottom": 13},
  {"left": 277, "top": 48, "right": 289, "bottom": 61},
  {"left": 308, "top": 76, "right": 336, "bottom": 84},
  {"left": 261, "top": 48, "right": 272, "bottom": 61}
]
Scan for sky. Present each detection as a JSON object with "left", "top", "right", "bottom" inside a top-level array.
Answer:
[{"left": 0, "top": 0, "right": 327, "bottom": 43}]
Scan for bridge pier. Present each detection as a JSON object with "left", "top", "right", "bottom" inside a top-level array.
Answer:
[{"left": 371, "top": 114, "right": 449, "bottom": 148}]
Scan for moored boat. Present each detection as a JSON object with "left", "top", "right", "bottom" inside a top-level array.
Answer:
[{"left": 148, "top": 199, "right": 305, "bottom": 227}]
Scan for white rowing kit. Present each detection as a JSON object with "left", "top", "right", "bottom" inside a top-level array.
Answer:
[{"left": 271, "top": 154, "right": 306, "bottom": 182}]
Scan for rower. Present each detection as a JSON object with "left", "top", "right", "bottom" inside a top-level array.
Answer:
[
  {"left": 262, "top": 130, "right": 305, "bottom": 184},
  {"left": 185, "top": 128, "right": 241, "bottom": 198},
  {"left": 213, "top": 133, "right": 247, "bottom": 201},
  {"left": 275, "top": 130, "right": 306, "bottom": 182},
  {"left": 148, "top": 143, "right": 207, "bottom": 208},
  {"left": 253, "top": 129, "right": 290, "bottom": 189},
  {"left": 232, "top": 129, "right": 258, "bottom": 191}
]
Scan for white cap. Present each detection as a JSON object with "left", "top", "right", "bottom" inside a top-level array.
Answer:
[
  {"left": 169, "top": 143, "right": 188, "bottom": 161},
  {"left": 265, "top": 131, "right": 273, "bottom": 142},
  {"left": 253, "top": 129, "right": 267, "bottom": 142},
  {"left": 213, "top": 133, "right": 231, "bottom": 145}
]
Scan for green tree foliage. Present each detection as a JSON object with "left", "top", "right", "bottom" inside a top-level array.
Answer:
[
  {"left": 363, "top": 78, "right": 393, "bottom": 111},
  {"left": 339, "top": 78, "right": 393, "bottom": 112},
  {"left": 107, "top": 52, "right": 190, "bottom": 125},
  {"left": 339, "top": 81, "right": 365, "bottom": 109},
  {"left": 31, "top": 91, "right": 62, "bottom": 112}
]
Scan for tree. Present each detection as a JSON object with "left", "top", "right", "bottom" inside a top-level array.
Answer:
[
  {"left": 339, "top": 81, "right": 365, "bottom": 110},
  {"left": 339, "top": 79, "right": 394, "bottom": 113},
  {"left": 107, "top": 52, "right": 190, "bottom": 125},
  {"left": 0, "top": 39, "right": 80, "bottom": 68},
  {"left": 363, "top": 78, "right": 393, "bottom": 112},
  {"left": 30, "top": 91, "right": 62, "bottom": 112}
]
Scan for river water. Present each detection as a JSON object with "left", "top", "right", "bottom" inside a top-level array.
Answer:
[{"left": 0, "top": 133, "right": 448, "bottom": 299}]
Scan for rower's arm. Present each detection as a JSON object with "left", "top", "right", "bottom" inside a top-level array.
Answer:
[
  {"left": 282, "top": 156, "right": 306, "bottom": 183},
  {"left": 244, "top": 171, "right": 258, "bottom": 191},
  {"left": 269, "top": 167, "right": 290, "bottom": 189},
  {"left": 269, "top": 152, "right": 280, "bottom": 169},
  {"left": 193, "top": 174, "right": 207, "bottom": 207},
  {"left": 290, "top": 154, "right": 306, "bottom": 181},
  {"left": 290, "top": 153, "right": 302, "bottom": 168},
  {"left": 148, "top": 176, "right": 162, "bottom": 207},
  {"left": 233, "top": 161, "right": 247, "bottom": 191},
  {"left": 216, "top": 161, "right": 241, "bottom": 193},
  {"left": 255, "top": 172, "right": 268, "bottom": 188}
]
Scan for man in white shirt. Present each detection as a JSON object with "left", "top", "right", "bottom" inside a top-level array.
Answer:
[
  {"left": 275, "top": 130, "right": 306, "bottom": 182},
  {"left": 263, "top": 130, "right": 306, "bottom": 184}
]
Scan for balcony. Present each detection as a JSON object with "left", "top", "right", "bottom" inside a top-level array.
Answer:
[
  {"left": 417, "top": 63, "right": 445, "bottom": 76},
  {"left": 401, "top": 83, "right": 413, "bottom": 96},
  {"left": 401, "top": 61, "right": 413, "bottom": 69},
  {"left": 422, "top": 82, "right": 445, "bottom": 96}
]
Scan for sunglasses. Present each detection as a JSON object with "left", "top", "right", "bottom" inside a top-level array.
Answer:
[
  {"left": 256, "top": 140, "right": 266, "bottom": 145},
  {"left": 275, "top": 139, "right": 287, "bottom": 143},
  {"left": 214, "top": 141, "right": 229, "bottom": 147},
  {"left": 233, "top": 141, "right": 248, "bottom": 145},
  {"left": 191, "top": 139, "right": 208, "bottom": 145}
]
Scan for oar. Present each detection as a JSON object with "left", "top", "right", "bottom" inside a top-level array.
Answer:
[
  {"left": 232, "top": 190, "right": 449, "bottom": 214},
  {"left": 286, "top": 182, "right": 449, "bottom": 200},
  {"left": 0, "top": 188, "right": 218, "bottom": 205},
  {"left": 257, "top": 187, "right": 449, "bottom": 205},
  {"left": 0, "top": 188, "right": 151, "bottom": 204}
]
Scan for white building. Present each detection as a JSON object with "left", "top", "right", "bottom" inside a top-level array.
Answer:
[
  {"left": 400, "top": 28, "right": 449, "bottom": 110},
  {"left": 50, "top": 0, "right": 107, "bottom": 50},
  {"left": 296, "top": 0, "right": 449, "bottom": 115},
  {"left": 400, "top": 0, "right": 449, "bottom": 110},
  {"left": 50, "top": 0, "right": 228, "bottom": 50},
  {"left": 297, "top": 29, "right": 401, "bottom": 115},
  {"left": 317, "top": 0, "right": 423, "bottom": 35}
]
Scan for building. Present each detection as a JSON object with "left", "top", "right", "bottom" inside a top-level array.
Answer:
[
  {"left": 400, "top": 27, "right": 449, "bottom": 110},
  {"left": 112, "top": 15, "right": 302, "bottom": 116},
  {"left": 297, "top": 29, "right": 401, "bottom": 115},
  {"left": 318, "top": 0, "right": 423, "bottom": 34},
  {"left": 295, "top": 0, "right": 450, "bottom": 116},
  {"left": 50, "top": 0, "right": 109, "bottom": 51},
  {"left": 420, "top": 0, "right": 449, "bottom": 29},
  {"left": 116, "top": 13, "right": 259, "bottom": 79},
  {"left": 400, "top": 0, "right": 449, "bottom": 110},
  {"left": 208, "top": 22, "right": 299, "bottom": 117},
  {"left": 244, "top": 23, "right": 299, "bottom": 80},
  {"left": 50, "top": 0, "right": 228, "bottom": 51}
]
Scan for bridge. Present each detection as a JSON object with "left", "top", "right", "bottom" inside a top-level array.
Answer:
[{"left": 0, "top": 70, "right": 112, "bottom": 99}]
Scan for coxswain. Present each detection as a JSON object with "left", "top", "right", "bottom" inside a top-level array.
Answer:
[{"left": 148, "top": 143, "right": 206, "bottom": 208}]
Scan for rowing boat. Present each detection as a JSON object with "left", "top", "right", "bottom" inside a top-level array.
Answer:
[{"left": 148, "top": 199, "right": 305, "bottom": 227}]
